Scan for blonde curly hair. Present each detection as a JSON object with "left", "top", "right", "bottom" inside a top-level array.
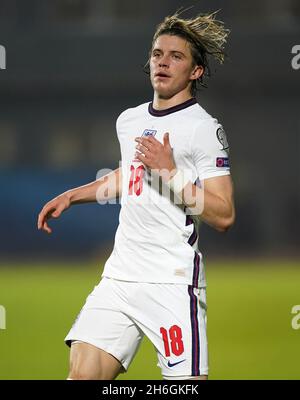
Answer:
[{"left": 145, "top": 10, "right": 230, "bottom": 95}]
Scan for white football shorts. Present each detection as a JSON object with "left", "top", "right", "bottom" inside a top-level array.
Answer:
[{"left": 65, "top": 277, "right": 208, "bottom": 379}]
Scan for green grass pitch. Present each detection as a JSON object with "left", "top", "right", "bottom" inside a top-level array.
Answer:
[{"left": 0, "top": 260, "right": 299, "bottom": 380}]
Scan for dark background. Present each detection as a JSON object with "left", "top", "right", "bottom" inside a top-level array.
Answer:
[{"left": 0, "top": 0, "right": 299, "bottom": 262}]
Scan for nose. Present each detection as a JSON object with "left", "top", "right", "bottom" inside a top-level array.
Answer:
[{"left": 158, "top": 55, "right": 169, "bottom": 68}]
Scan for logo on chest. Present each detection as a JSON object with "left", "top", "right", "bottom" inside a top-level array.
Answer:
[
  {"left": 131, "top": 129, "right": 157, "bottom": 162},
  {"left": 142, "top": 129, "right": 157, "bottom": 137}
]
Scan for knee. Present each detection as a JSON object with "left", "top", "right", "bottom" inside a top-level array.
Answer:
[
  {"left": 68, "top": 358, "right": 105, "bottom": 380},
  {"left": 189, "top": 375, "right": 208, "bottom": 380},
  {"left": 68, "top": 367, "right": 105, "bottom": 380}
]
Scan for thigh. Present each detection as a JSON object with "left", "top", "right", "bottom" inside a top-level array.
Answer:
[
  {"left": 68, "top": 341, "right": 123, "bottom": 380},
  {"left": 65, "top": 278, "right": 144, "bottom": 373},
  {"left": 128, "top": 284, "right": 208, "bottom": 379}
]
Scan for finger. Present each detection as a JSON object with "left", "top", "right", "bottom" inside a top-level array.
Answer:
[
  {"left": 144, "top": 135, "right": 159, "bottom": 146},
  {"left": 135, "top": 138, "right": 154, "bottom": 149},
  {"left": 41, "top": 217, "right": 52, "bottom": 234},
  {"left": 38, "top": 206, "right": 53, "bottom": 229},
  {"left": 136, "top": 143, "right": 151, "bottom": 156},
  {"left": 38, "top": 209, "right": 49, "bottom": 230},
  {"left": 44, "top": 223, "right": 52, "bottom": 234},
  {"left": 42, "top": 204, "right": 64, "bottom": 232},
  {"left": 163, "top": 132, "right": 171, "bottom": 148},
  {"left": 51, "top": 205, "right": 64, "bottom": 218},
  {"left": 37, "top": 212, "right": 44, "bottom": 229},
  {"left": 136, "top": 152, "right": 151, "bottom": 167}
]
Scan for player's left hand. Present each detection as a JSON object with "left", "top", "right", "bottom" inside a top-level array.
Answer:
[{"left": 135, "top": 132, "right": 177, "bottom": 182}]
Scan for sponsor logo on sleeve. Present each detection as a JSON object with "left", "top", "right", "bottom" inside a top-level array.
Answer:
[{"left": 216, "top": 157, "right": 230, "bottom": 168}]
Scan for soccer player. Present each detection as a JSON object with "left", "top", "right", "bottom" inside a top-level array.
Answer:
[{"left": 37, "top": 11, "right": 235, "bottom": 380}]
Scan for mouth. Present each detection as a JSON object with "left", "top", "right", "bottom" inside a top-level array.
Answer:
[{"left": 155, "top": 72, "right": 171, "bottom": 79}]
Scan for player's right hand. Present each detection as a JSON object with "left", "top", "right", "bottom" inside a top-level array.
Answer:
[{"left": 37, "top": 194, "right": 71, "bottom": 234}]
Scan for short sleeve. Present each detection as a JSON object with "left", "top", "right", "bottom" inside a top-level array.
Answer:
[
  {"left": 116, "top": 110, "right": 126, "bottom": 138},
  {"left": 192, "top": 119, "right": 230, "bottom": 180}
]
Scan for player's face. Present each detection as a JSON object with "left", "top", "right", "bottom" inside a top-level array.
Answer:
[{"left": 150, "top": 34, "right": 202, "bottom": 99}]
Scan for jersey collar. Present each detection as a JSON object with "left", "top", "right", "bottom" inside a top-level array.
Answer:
[{"left": 148, "top": 97, "right": 197, "bottom": 117}]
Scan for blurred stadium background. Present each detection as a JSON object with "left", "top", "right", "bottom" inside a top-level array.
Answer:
[{"left": 0, "top": 0, "right": 299, "bottom": 380}]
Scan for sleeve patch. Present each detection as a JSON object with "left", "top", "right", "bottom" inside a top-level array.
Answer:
[
  {"left": 216, "top": 157, "right": 230, "bottom": 167},
  {"left": 216, "top": 126, "right": 229, "bottom": 153}
]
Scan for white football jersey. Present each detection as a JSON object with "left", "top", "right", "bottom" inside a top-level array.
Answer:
[{"left": 102, "top": 98, "right": 230, "bottom": 288}]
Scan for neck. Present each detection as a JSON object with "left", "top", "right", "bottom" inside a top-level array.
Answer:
[{"left": 152, "top": 90, "right": 193, "bottom": 110}]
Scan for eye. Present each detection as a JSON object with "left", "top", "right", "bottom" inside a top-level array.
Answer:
[{"left": 173, "top": 54, "right": 182, "bottom": 60}]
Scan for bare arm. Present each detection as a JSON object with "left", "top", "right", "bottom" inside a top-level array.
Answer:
[
  {"left": 181, "top": 174, "right": 235, "bottom": 232},
  {"left": 37, "top": 168, "right": 122, "bottom": 234},
  {"left": 134, "top": 133, "right": 235, "bottom": 232}
]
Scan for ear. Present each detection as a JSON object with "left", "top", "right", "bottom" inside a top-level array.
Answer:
[{"left": 190, "top": 65, "right": 204, "bottom": 81}]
